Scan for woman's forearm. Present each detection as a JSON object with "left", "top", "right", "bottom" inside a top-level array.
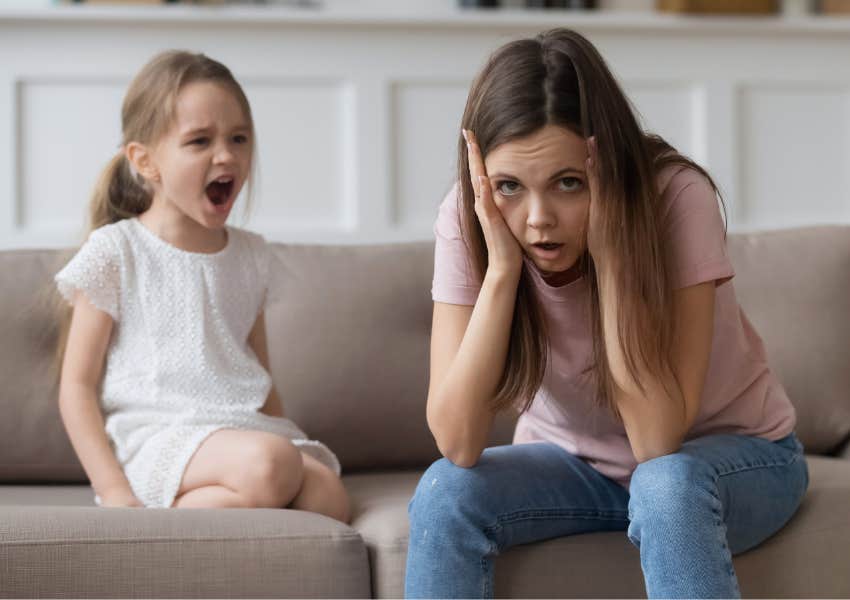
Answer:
[
  {"left": 596, "top": 267, "right": 688, "bottom": 462},
  {"left": 59, "top": 383, "right": 133, "bottom": 497},
  {"left": 428, "top": 267, "right": 520, "bottom": 467}
]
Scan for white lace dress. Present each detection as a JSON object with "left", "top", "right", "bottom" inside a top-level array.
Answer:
[{"left": 55, "top": 218, "right": 340, "bottom": 508}]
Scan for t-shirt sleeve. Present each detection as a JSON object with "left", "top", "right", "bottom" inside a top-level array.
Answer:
[
  {"left": 432, "top": 185, "right": 482, "bottom": 306},
  {"left": 54, "top": 227, "right": 121, "bottom": 320},
  {"left": 660, "top": 168, "right": 735, "bottom": 290}
]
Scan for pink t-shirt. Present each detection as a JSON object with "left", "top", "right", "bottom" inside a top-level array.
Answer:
[{"left": 432, "top": 166, "right": 796, "bottom": 487}]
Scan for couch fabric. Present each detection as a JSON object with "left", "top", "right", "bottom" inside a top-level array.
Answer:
[{"left": 1, "top": 226, "right": 849, "bottom": 598}]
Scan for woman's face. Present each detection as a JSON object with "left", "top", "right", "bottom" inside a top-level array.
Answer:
[{"left": 484, "top": 124, "right": 590, "bottom": 279}]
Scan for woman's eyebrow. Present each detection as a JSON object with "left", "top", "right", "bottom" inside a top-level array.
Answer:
[
  {"left": 488, "top": 166, "right": 584, "bottom": 180},
  {"left": 548, "top": 167, "right": 584, "bottom": 180}
]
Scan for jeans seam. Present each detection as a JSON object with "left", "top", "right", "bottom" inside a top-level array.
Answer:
[
  {"left": 713, "top": 449, "right": 803, "bottom": 480},
  {"left": 486, "top": 508, "right": 629, "bottom": 531}
]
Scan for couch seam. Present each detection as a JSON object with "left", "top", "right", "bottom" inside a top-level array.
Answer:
[{"left": 0, "top": 533, "right": 365, "bottom": 547}]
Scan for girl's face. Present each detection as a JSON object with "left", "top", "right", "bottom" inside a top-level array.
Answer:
[
  {"left": 484, "top": 124, "right": 590, "bottom": 279},
  {"left": 147, "top": 81, "right": 252, "bottom": 231}
]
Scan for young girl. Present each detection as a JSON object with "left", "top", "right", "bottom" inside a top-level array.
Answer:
[
  {"left": 406, "top": 29, "right": 807, "bottom": 598},
  {"left": 55, "top": 50, "right": 349, "bottom": 520}
]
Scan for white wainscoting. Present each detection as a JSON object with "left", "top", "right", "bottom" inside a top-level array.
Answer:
[{"left": 1, "top": 5, "right": 849, "bottom": 248}]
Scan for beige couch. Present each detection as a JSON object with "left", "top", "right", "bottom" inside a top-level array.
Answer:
[{"left": 1, "top": 226, "right": 849, "bottom": 598}]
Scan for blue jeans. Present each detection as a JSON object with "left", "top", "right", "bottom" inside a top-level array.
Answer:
[{"left": 405, "top": 434, "right": 808, "bottom": 599}]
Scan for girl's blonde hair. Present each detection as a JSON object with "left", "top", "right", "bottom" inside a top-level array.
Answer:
[{"left": 55, "top": 50, "right": 255, "bottom": 367}]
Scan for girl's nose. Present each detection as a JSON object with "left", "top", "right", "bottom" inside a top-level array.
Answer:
[
  {"left": 213, "top": 143, "right": 236, "bottom": 164},
  {"left": 527, "top": 196, "right": 556, "bottom": 229}
]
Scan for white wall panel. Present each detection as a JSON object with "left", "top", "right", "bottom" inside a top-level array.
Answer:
[
  {"left": 625, "top": 82, "right": 705, "bottom": 164},
  {"left": 240, "top": 80, "right": 353, "bottom": 233},
  {"left": 391, "top": 82, "right": 467, "bottom": 229},
  {"left": 739, "top": 85, "right": 849, "bottom": 229},
  {"left": 17, "top": 80, "right": 125, "bottom": 238}
]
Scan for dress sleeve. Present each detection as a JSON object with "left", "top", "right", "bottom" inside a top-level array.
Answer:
[
  {"left": 54, "top": 227, "right": 121, "bottom": 320},
  {"left": 432, "top": 185, "right": 482, "bottom": 306},
  {"left": 252, "top": 233, "right": 283, "bottom": 311},
  {"left": 660, "top": 168, "right": 735, "bottom": 290}
]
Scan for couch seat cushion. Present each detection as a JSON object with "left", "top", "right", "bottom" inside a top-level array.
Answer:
[
  {"left": 0, "top": 492, "right": 369, "bottom": 599},
  {"left": 346, "top": 456, "right": 850, "bottom": 598}
]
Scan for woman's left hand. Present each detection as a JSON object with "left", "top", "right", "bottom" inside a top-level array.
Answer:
[{"left": 584, "top": 136, "right": 606, "bottom": 263}]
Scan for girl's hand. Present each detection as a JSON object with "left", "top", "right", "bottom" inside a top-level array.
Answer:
[
  {"left": 99, "top": 487, "right": 143, "bottom": 508},
  {"left": 463, "top": 129, "right": 523, "bottom": 278},
  {"left": 585, "top": 136, "right": 606, "bottom": 263}
]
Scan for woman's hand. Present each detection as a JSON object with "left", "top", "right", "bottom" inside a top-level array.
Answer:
[
  {"left": 99, "top": 486, "right": 143, "bottom": 508},
  {"left": 463, "top": 129, "right": 523, "bottom": 278},
  {"left": 584, "top": 136, "right": 607, "bottom": 264}
]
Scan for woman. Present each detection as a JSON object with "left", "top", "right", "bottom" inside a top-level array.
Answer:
[{"left": 405, "top": 28, "right": 807, "bottom": 599}]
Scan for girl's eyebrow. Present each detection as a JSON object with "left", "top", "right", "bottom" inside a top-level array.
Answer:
[
  {"left": 180, "top": 124, "right": 250, "bottom": 137},
  {"left": 488, "top": 166, "right": 585, "bottom": 180}
]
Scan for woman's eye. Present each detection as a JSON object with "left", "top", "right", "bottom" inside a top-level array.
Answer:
[
  {"left": 496, "top": 180, "right": 521, "bottom": 195},
  {"left": 558, "top": 177, "right": 583, "bottom": 192}
]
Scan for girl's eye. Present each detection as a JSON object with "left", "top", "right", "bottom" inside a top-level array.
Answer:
[
  {"left": 233, "top": 134, "right": 249, "bottom": 144},
  {"left": 558, "top": 177, "right": 583, "bottom": 192},
  {"left": 188, "top": 137, "right": 208, "bottom": 146},
  {"left": 496, "top": 180, "right": 521, "bottom": 196}
]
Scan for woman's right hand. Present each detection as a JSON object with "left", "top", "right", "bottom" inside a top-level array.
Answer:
[
  {"left": 98, "top": 486, "right": 144, "bottom": 508},
  {"left": 463, "top": 129, "right": 523, "bottom": 278}
]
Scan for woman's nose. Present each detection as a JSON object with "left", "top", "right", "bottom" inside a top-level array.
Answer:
[{"left": 527, "top": 196, "right": 555, "bottom": 229}]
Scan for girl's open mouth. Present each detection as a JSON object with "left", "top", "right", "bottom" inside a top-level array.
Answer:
[{"left": 206, "top": 178, "right": 234, "bottom": 207}]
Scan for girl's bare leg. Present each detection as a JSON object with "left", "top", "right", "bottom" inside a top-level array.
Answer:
[
  {"left": 173, "top": 429, "right": 304, "bottom": 508},
  {"left": 290, "top": 452, "right": 351, "bottom": 523}
]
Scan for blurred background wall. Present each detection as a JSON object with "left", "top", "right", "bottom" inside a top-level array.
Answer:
[{"left": 1, "top": 0, "right": 847, "bottom": 248}]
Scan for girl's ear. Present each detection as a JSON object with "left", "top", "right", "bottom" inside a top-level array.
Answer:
[{"left": 125, "top": 142, "right": 160, "bottom": 183}]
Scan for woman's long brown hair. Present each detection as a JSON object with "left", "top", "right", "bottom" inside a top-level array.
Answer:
[{"left": 457, "top": 29, "right": 722, "bottom": 415}]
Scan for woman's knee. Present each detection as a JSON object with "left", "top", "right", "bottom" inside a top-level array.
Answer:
[
  {"left": 237, "top": 433, "right": 304, "bottom": 507},
  {"left": 628, "top": 452, "right": 719, "bottom": 540},
  {"left": 408, "top": 456, "right": 491, "bottom": 525}
]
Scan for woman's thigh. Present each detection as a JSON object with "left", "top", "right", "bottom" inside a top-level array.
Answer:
[
  {"left": 410, "top": 442, "right": 630, "bottom": 550},
  {"left": 696, "top": 433, "right": 808, "bottom": 554},
  {"left": 629, "top": 433, "right": 809, "bottom": 554}
]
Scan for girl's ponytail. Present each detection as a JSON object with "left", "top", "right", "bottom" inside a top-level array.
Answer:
[{"left": 88, "top": 151, "right": 151, "bottom": 231}]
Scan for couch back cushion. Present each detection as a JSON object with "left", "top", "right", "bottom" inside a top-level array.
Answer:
[
  {"left": 0, "top": 250, "right": 83, "bottom": 481},
  {"left": 1, "top": 226, "right": 848, "bottom": 482},
  {"left": 726, "top": 226, "right": 850, "bottom": 454}
]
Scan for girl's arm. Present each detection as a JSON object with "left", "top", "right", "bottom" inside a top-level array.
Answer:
[
  {"left": 426, "top": 130, "right": 524, "bottom": 468},
  {"left": 59, "top": 292, "right": 141, "bottom": 507},
  {"left": 598, "top": 269, "right": 715, "bottom": 463},
  {"left": 248, "top": 311, "right": 284, "bottom": 418}
]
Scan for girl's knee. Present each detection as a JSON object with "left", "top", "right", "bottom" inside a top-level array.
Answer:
[{"left": 238, "top": 434, "right": 304, "bottom": 507}]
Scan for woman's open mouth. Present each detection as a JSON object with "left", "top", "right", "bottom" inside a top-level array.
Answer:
[
  {"left": 206, "top": 177, "right": 234, "bottom": 208},
  {"left": 529, "top": 241, "right": 564, "bottom": 261}
]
